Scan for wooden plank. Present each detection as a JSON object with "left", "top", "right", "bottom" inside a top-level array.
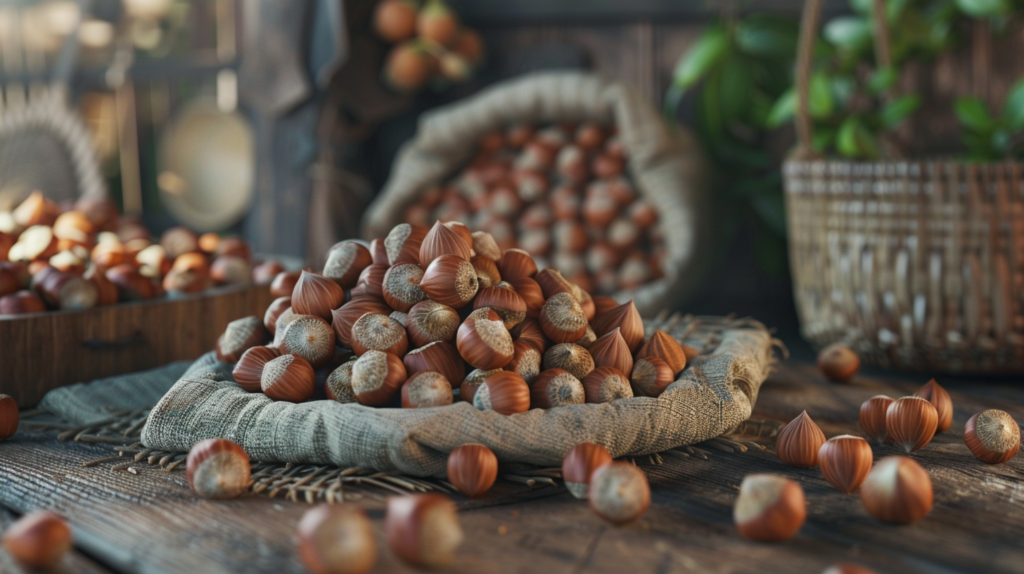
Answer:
[
  {"left": 0, "top": 506, "right": 114, "bottom": 574},
  {"left": 1, "top": 359, "right": 1023, "bottom": 573},
  {"left": 0, "top": 284, "right": 274, "bottom": 408}
]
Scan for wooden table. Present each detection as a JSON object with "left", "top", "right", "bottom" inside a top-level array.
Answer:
[{"left": 1, "top": 353, "right": 1022, "bottom": 574}]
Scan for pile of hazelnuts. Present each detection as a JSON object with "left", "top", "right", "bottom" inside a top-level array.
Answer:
[
  {"left": 0, "top": 191, "right": 283, "bottom": 315},
  {"left": 399, "top": 121, "right": 664, "bottom": 296},
  {"left": 221, "top": 220, "right": 700, "bottom": 415}
]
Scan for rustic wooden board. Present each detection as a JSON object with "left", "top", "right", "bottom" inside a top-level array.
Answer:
[
  {"left": 0, "top": 360, "right": 1022, "bottom": 573},
  {"left": 0, "top": 284, "right": 274, "bottom": 408}
]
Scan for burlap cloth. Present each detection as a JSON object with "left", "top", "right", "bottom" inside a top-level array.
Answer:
[
  {"left": 361, "top": 71, "right": 710, "bottom": 315},
  {"left": 41, "top": 320, "right": 774, "bottom": 478}
]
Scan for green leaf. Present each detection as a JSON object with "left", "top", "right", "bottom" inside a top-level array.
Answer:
[
  {"left": 1004, "top": 77, "right": 1024, "bottom": 130},
  {"left": 717, "top": 55, "right": 753, "bottom": 123},
  {"left": 673, "top": 26, "right": 730, "bottom": 88},
  {"left": 837, "top": 117, "right": 882, "bottom": 159},
  {"left": 955, "top": 0, "right": 1010, "bottom": 17},
  {"left": 735, "top": 15, "right": 798, "bottom": 58},
  {"left": 880, "top": 95, "right": 921, "bottom": 128},
  {"left": 809, "top": 73, "right": 834, "bottom": 118},
  {"left": 849, "top": 0, "right": 910, "bottom": 20},
  {"left": 766, "top": 88, "right": 796, "bottom": 128},
  {"left": 868, "top": 67, "right": 898, "bottom": 95},
  {"left": 813, "top": 126, "right": 838, "bottom": 153},
  {"left": 955, "top": 97, "right": 995, "bottom": 131},
  {"left": 824, "top": 16, "right": 872, "bottom": 52},
  {"left": 991, "top": 128, "right": 1011, "bottom": 156}
]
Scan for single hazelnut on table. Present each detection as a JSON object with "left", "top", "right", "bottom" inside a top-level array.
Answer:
[
  {"left": 325, "top": 362, "right": 357, "bottom": 404},
  {"left": 322, "top": 241, "right": 372, "bottom": 289},
  {"left": 270, "top": 270, "right": 301, "bottom": 298},
  {"left": 382, "top": 263, "right": 426, "bottom": 312},
  {"left": 630, "top": 356, "right": 674, "bottom": 398},
  {"left": 636, "top": 330, "right": 687, "bottom": 375},
  {"left": 860, "top": 456, "right": 932, "bottom": 524},
  {"left": 495, "top": 248, "right": 537, "bottom": 281},
  {"left": 280, "top": 315, "right": 336, "bottom": 368},
  {"left": 588, "top": 462, "right": 650, "bottom": 525},
  {"left": 539, "top": 292, "right": 588, "bottom": 343},
  {"left": 963, "top": 409, "right": 1020, "bottom": 464},
  {"left": 406, "top": 299, "right": 460, "bottom": 347},
  {"left": 817, "top": 343, "right": 860, "bottom": 382},
  {"left": 457, "top": 308, "right": 514, "bottom": 370},
  {"left": 401, "top": 371, "right": 454, "bottom": 408},
  {"left": 915, "top": 378, "right": 953, "bottom": 433},
  {"left": 385, "top": 494, "right": 463, "bottom": 568},
  {"left": 403, "top": 341, "right": 465, "bottom": 387},
  {"left": 447, "top": 444, "right": 498, "bottom": 498},
  {"left": 588, "top": 328, "right": 634, "bottom": 379},
  {"left": 233, "top": 346, "right": 281, "bottom": 392},
  {"left": 261, "top": 353, "right": 316, "bottom": 402},
  {"left": 734, "top": 474, "right": 806, "bottom": 541},
  {"left": 474, "top": 283, "right": 527, "bottom": 329},
  {"left": 216, "top": 316, "right": 269, "bottom": 363},
  {"left": 530, "top": 369, "right": 585, "bottom": 409},
  {"left": 384, "top": 223, "right": 428, "bottom": 265},
  {"left": 591, "top": 299, "right": 644, "bottom": 353},
  {"left": 562, "top": 443, "right": 613, "bottom": 499},
  {"left": 420, "top": 221, "right": 472, "bottom": 266},
  {"left": 351, "top": 350, "right": 407, "bottom": 406},
  {"left": 886, "top": 396, "right": 938, "bottom": 453},
  {"left": 776, "top": 410, "right": 827, "bottom": 467},
  {"left": 542, "top": 343, "right": 594, "bottom": 381},
  {"left": 186, "top": 438, "right": 251, "bottom": 499},
  {"left": 331, "top": 298, "right": 391, "bottom": 347},
  {"left": 296, "top": 505, "right": 377, "bottom": 574},
  {"left": 582, "top": 367, "right": 633, "bottom": 403},
  {"left": 291, "top": 271, "right": 345, "bottom": 321},
  {"left": 1, "top": 394, "right": 19, "bottom": 440},
  {"left": 859, "top": 395, "right": 894, "bottom": 443},
  {"left": 818, "top": 435, "right": 873, "bottom": 494},
  {"left": 473, "top": 371, "right": 530, "bottom": 415},
  {"left": 1, "top": 510, "right": 72, "bottom": 568},
  {"left": 350, "top": 312, "right": 409, "bottom": 357},
  {"left": 505, "top": 340, "right": 542, "bottom": 384}
]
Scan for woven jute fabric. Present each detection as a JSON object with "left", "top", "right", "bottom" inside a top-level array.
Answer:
[
  {"left": 135, "top": 326, "right": 773, "bottom": 478},
  {"left": 361, "top": 71, "right": 709, "bottom": 316}
]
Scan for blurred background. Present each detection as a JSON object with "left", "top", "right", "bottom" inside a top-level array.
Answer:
[{"left": 2, "top": 0, "right": 1023, "bottom": 346}]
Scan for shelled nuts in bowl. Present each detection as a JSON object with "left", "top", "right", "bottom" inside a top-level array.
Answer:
[
  {"left": 223, "top": 221, "right": 698, "bottom": 416},
  {"left": 0, "top": 192, "right": 285, "bottom": 315}
]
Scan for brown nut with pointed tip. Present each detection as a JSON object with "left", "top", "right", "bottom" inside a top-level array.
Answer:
[
  {"left": 323, "top": 241, "right": 372, "bottom": 289},
  {"left": 261, "top": 353, "right": 316, "bottom": 402},
  {"left": 588, "top": 328, "right": 634, "bottom": 378},
  {"left": 630, "top": 356, "right": 673, "bottom": 398},
  {"left": 473, "top": 371, "right": 530, "bottom": 415},
  {"left": 401, "top": 371, "right": 454, "bottom": 408},
  {"left": 457, "top": 308, "right": 514, "bottom": 370},
  {"left": 382, "top": 263, "right": 426, "bottom": 312},
  {"left": 818, "top": 435, "right": 873, "bottom": 493},
  {"left": 473, "top": 283, "right": 527, "bottom": 329},
  {"left": 458, "top": 368, "right": 501, "bottom": 404},
  {"left": 447, "top": 444, "right": 498, "bottom": 498},
  {"left": 325, "top": 362, "right": 357, "bottom": 404},
  {"left": 263, "top": 296, "right": 291, "bottom": 335},
  {"left": 186, "top": 438, "right": 251, "bottom": 499},
  {"left": 420, "top": 255, "right": 479, "bottom": 309},
  {"left": 859, "top": 395, "right": 894, "bottom": 443},
  {"left": 351, "top": 350, "right": 406, "bottom": 406},
  {"left": 470, "top": 255, "right": 501, "bottom": 288},
  {"left": 817, "top": 343, "right": 860, "bottom": 382},
  {"left": 505, "top": 276, "right": 544, "bottom": 318},
  {"left": 331, "top": 298, "right": 391, "bottom": 347},
  {"left": 915, "top": 379, "right": 953, "bottom": 432},
  {"left": 530, "top": 369, "right": 585, "bottom": 409},
  {"left": 420, "top": 221, "right": 472, "bottom": 266},
  {"left": 964, "top": 409, "right": 1020, "bottom": 464},
  {"left": 384, "top": 223, "right": 428, "bottom": 265},
  {"left": 495, "top": 248, "right": 537, "bottom": 280},
  {"left": 860, "top": 456, "right": 932, "bottom": 523},
  {"left": 542, "top": 343, "right": 594, "bottom": 381},
  {"left": 505, "top": 339, "right": 542, "bottom": 384},
  {"left": 270, "top": 270, "right": 301, "bottom": 298},
  {"left": 636, "top": 330, "right": 687, "bottom": 375},
  {"left": 886, "top": 396, "right": 938, "bottom": 453},
  {"left": 350, "top": 313, "right": 408, "bottom": 357},
  {"left": 591, "top": 300, "right": 644, "bottom": 352},
  {"left": 539, "top": 292, "right": 588, "bottom": 343},
  {"left": 562, "top": 443, "right": 613, "bottom": 499},
  {"left": 777, "top": 411, "right": 827, "bottom": 467},
  {"left": 385, "top": 494, "right": 463, "bottom": 568},
  {"left": 406, "top": 299, "right": 460, "bottom": 347},
  {"left": 581, "top": 367, "right": 633, "bottom": 403},
  {"left": 734, "top": 474, "right": 806, "bottom": 541},
  {"left": 471, "top": 231, "right": 501, "bottom": 261},
  {"left": 233, "top": 346, "right": 281, "bottom": 392},
  {"left": 1, "top": 510, "right": 72, "bottom": 569},
  {"left": 588, "top": 462, "right": 650, "bottom": 525},
  {"left": 403, "top": 341, "right": 464, "bottom": 388},
  {"left": 291, "top": 271, "right": 345, "bottom": 320},
  {"left": 216, "top": 316, "right": 269, "bottom": 363},
  {"left": 296, "top": 505, "right": 377, "bottom": 574},
  {"left": 280, "top": 315, "right": 336, "bottom": 368}
]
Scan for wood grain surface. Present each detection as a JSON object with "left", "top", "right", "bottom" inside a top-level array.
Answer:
[{"left": 0, "top": 360, "right": 1022, "bottom": 574}]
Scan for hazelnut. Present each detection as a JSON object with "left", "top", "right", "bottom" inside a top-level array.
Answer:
[
  {"left": 587, "top": 328, "right": 633, "bottom": 379},
  {"left": 280, "top": 315, "right": 336, "bottom": 368},
  {"left": 576, "top": 288, "right": 596, "bottom": 321},
  {"left": 562, "top": 442, "right": 613, "bottom": 499},
  {"left": 233, "top": 346, "right": 281, "bottom": 392},
  {"left": 406, "top": 300, "right": 460, "bottom": 347},
  {"left": 105, "top": 264, "right": 156, "bottom": 300},
  {"left": 270, "top": 270, "right": 301, "bottom": 298},
  {"left": 822, "top": 564, "right": 879, "bottom": 574},
  {"left": 591, "top": 295, "right": 619, "bottom": 318},
  {"left": 582, "top": 367, "right": 633, "bottom": 403},
  {"left": 186, "top": 438, "right": 251, "bottom": 499},
  {"left": 734, "top": 474, "right": 806, "bottom": 541},
  {"left": 886, "top": 396, "right": 938, "bottom": 453},
  {"left": 0, "top": 290, "right": 46, "bottom": 315},
  {"left": 605, "top": 178, "right": 636, "bottom": 206},
  {"left": 817, "top": 343, "right": 860, "bottom": 382},
  {"left": 459, "top": 368, "right": 501, "bottom": 403},
  {"left": 505, "top": 340, "right": 542, "bottom": 384},
  {"left": 473, "top": 371, "right": 530, "bottom": 415},
  {"left": 607, "top": 218, "right": 639, "bottom": 251},
  {"left": 963, "top": 409, "right": 1020, "bottom": 464},
  {"left": 1, "top": 394, "right": 19, "bottom": 439},
  {"left": 539, "top": 292, "right": 588, "bottom": 343},
  {"left": 373, "top": 0, "right": 417, "bottom": 43},
  {"left": 291, "top": 271, "right": 345, "bottom": 321},
  {"left": 592, "top": 153, "right": 625, "bottom": 179},
  {"left": 401, "top": 371, "right": 454, "bottom": 408},
  {"left": 390, "top": 310, "right": 408, "bottom": 327},
  {"left": 509, "top": 316, "right": 546, "bottom": 353},
  {"left": 818, "top": 435, "right": 873, "bottom": 493},
  {"left": 591, "top": 299, "right": 644, "bottom": 352},
  {"left": 252, "top": 260, "right": 285, "bottom": 285},
  {"left": 447, "top": 444, "right": 498, "bottom": 498},
  {"left": 630, "top": 356, "right": 674, "bottom": 398},
  {"left": 210, "top": 255, "right": 252, "bottom": 285},
  {"left": 520, "top": 203, "right": 553, "bottom": 229},
  {"left": 325, "top": 362, "right": 358, "bottom": 403},
  {"left": 915, "top": 379, "right": 953, "bottom": 433},
  {"left": 173, "top": 252, "right": 211, "bottom": 279},
  {"left": 577, "top": 325, "right": 597, "bottom": 349},
  {"left": 351, "top": 350, "right": 406, "bottom": 406},
  {"left": 296, "top": 505, "right": 377, "bottom": 574},
  {"left": 495, "top": 248, "right": 537, "bottom": 281},
  {"left": 588, "top": 462, "right": 650, "bottom": 525},
  {"left": 331, "top": 298, "right": 391, "bottom": 347},
  {"left": 542, "top": 343, "right": 594, "bottom": 381},
  {"left": 628, "top": 201, "right": 657, "bottom": 227},
  {"left": 15, "top": 225, "right": 58, "bottom": 261},
  {"left": 776, "top": 410, "right": 827, "bottom": 467},
  {"left": 505, "top": 276, "right": 544, "bottom": 318},
  {"left": 382, "top": 263, "right": 426, "bottom": 312},
  {"left": 473, "top": 284, "right": 527, "bottom": 329},
  {"left": 556, "top": 145, "right": 589, "bottom": 182},
  {"left": 470, "top": 255, "right": 501, "bottom": 288},
  {"left": 421, "top": 255, "right": 479, "bottom": 309},
  {"left": 680, "top": 344, "right": 700, "bottom": 361},
  {"left": 262, "top": 354, "right": 316, "bottom": 402},
  {"left": 859, "top": 395, "right": 894, "bottom": 443},
  {"left": 384, "top": 223, "right": 428, "bottom": 265},
  {"left": 457, "top": 308, "right": 514, "bottom": 370},
  {"left": 420, "top": 221, "right": 472, "bottom": 266},
  {"left": 471, "top": 231, "right": 502, "bottom": 261},
  {"left": 216, "top": 316, "right": 269, "bottom": 363},
  {"left": 35, "top": 269, "right": 98, "bottom": 309},
  {"left": 350, "top": 313, "right": 409, "bottom": 357},
  {"left": 369, "top": 238, "right": 388, "bottom": 265},
  {"left": 49, "top": 250, "right": 86, "bottom": 275},
  {"left": 635, "top": 330, "right": 687, "bottom": 375},
  {"left": 575, "top": 122, "right": 606, "bottom": 151},
  {"left": 385, "top": 494, "right": 463, "bottom": 568},
  {"left": 13, "top": 191, "right": 59, "bottom": 228},
  {"left": 214, "top": 237, "right": 250, "bottom": 262},
  {"left": 506, "top": 124, "right": 535, "bottom": 148},
  {"left": 1, "top": 510, "right": 72, "bottom": 568},
  {"left": 403, "top": 341, "right": 464, "bottom": 387},
  {"left": 160, "top": 226, "right": 200, "bottom": 258},
  {"left": 135, "top": 244, "right": 170, "bottom": 278},
  {"left": 530, "top": 369, "right": 585, "bottom": 408},
  {"left": 535, "top": 268, "right": 575, "bottom": 300},
  {"left": 197, "top": 232, "right": 220, "bottom": 254},
  {"left": 323, "top": 241, "right": 372, "bottom": 289},
  {"left": 350, "top": 264, "right": 388, "bottom": 300},
  {"left": 860, "top": 456, "right": 932, "bottom": 523},
  {"left": 263, "top": 296, "right": 291, "bottom": 335}
]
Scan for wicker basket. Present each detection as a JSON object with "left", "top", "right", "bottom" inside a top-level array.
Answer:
[{"left": 785, "top": 0, "right": 1024, "bottom": 372}]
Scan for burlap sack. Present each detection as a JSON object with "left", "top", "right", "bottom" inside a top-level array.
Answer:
[
  {"left": 361, "top": 71, "right": 709, "bottom": 315},
  {"left": 135, "top": 323, "right": 773, "bottom": 478}
]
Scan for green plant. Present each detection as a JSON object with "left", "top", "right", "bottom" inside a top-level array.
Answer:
[{"left": 956, "top": 78, "right": 1024, "bottom": 159}]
